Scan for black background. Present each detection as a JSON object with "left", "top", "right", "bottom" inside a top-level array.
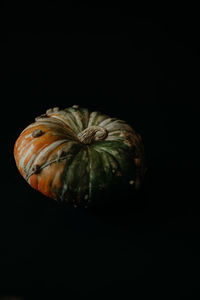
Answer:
[{"left": 0, "top": 2, "right": 199, "bottom": 299}]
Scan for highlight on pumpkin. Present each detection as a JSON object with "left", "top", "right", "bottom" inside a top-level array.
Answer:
[{"left": 14, "top": 105, "right": 146, "bottom": 207}]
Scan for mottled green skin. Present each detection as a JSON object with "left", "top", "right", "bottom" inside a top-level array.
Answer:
[{"left": 57, "top": 107, "right": 145, "bottom": 206}]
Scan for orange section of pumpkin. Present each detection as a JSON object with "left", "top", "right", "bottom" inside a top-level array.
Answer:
[
  {"left": 29, "top": 173, "right": 39, "bottom": 190},
  {"left": 14, "top": 124, "right": 68, "bottom": 176},
  {"left": 36, "top": 143, "right": 69, "bottom": 200},
  {"left": 36, "top": 162, "right": 64, "bottom": 200}
]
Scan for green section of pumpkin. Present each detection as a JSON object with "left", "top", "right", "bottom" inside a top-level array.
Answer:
[
  {"left": 61, "top": 147, "right": 90, "bottom": 204},
  {"left": 56, "top": 114, "right": 141, "bottom": 205}
]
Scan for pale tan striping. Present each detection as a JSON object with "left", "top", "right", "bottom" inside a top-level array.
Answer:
[{"left": 24, "top": 139, "right": 69, "bottom": 180}]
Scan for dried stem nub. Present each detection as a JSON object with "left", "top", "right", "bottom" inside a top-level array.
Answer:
[{"left": 77, "top": 126, "right": 108, "bottom": 145}]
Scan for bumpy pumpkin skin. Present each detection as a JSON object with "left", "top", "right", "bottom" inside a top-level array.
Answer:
[{"left": 14, "top": 106, "right": 146, "bottom": 207}]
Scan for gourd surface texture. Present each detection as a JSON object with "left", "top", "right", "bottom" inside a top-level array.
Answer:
[{"left": 14, "top": 106, "right": 145, "bottom": 206}]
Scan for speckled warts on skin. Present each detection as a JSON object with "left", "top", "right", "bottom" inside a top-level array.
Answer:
[
  {"left": 32, "top": 129, "right": 44, "bottom": 138},
  {"left": 31, "top": 164, "right": 41, "bottom": 174}
]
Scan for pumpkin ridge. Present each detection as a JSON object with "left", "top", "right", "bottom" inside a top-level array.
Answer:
[
  {"left": 87, "top": 146, "right": 92, "bottom": 200},
  {"left": 27, "top": 155, "right": 69, "bottom": 181},
  {"left": 24, "top": 142, "right": 49, "bottom": 179},
  {"left": 63, "top": 108, "right": 83, "bottom": 132},
  {"left": 91, "top": 145, "right": 121, "bottom": 176},
  {"left": 37, "top": 141, "right": 82, "bottom": 200},
  {"left": 87, "top": 146, "right": 110, "bottom": 199},
  {"left": 50, "top": 112, "right": 79, "bottom": 135},
  {"left": 93, "top": 143, "right": 137, "bottom": 186},
  {"left": 15, "top": 134, "right": 34, "bottom": 159},
  {"left": 87, "top": 111, "right": 99, "bottom": 128},
  {"left": 79, "top": 108, "right": 90, "bottom": 129},
  {"left": 88, "top": 111, "right": 109, "bottom": 127},
  {"left": 91, "top": 147, "right": 113, "bottom": 178},
  {"left": 15, "top": 131, "right": 46, "bottom": 170},
  {"left": 96, "top": 149, "right": 120, "bottom": 188},
  {"left": 98, "top": 117, "right": 118, "bottom": 128},
  {"left": 62, "top": 148, "right": 89, "bottom": 204},
  {"left": 17, "top": 130, "right": 68, "bottom": 173},
  {"left": 34, "top": 119, "right": 76, "bottom": 138},
  {"left": 66, "top": 107, "right": 84, "bottom": 132},
  {"left": 26, "top": 139, "right": 70, "bottom": 181},
  {"left": 104, "top": 120, "right": 134, "bottom": 133},
  {"left": 60, "top": 145, "right": 83, "bottom": 202},
  {"left": 94, "top": 140, "right": 134, "bottom": 166}
]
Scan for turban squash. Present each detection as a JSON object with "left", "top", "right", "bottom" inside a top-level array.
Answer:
[{"left": 14, "top": 106, "right": 146, "bottom": 207}]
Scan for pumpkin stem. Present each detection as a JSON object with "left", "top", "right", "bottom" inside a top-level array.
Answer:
[{"left": 77, "top": 126, "right": 108, "bottom": 144}]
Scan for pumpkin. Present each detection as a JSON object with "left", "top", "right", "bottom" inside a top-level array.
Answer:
[{"left": 14, "top": 105, "right": 146, "bottom": 207}]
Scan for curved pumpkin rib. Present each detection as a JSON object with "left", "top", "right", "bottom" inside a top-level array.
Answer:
[
  {"left": 48, "top": 116, "right": 78, "bottom": 138},
  {"left": 35, "top": 117, "right": 78, "bottom": 139},
  {"left": 92, "top": 145, "right": 121, "bottom": 178},
  {"left": 66, "top": 107, "right": 84, "bottom": 132},
  {"left": 93, "top": 141, "right": 132, "bottom": 175},
  {"left": 87, "top": 111, "right": 108, "bottom": 128},
  {"left": 92, "top": 148, "right": 115, "bottom": 187},
  {"left": 104, "top": 120, "right": 134, "bottom": 133},
  {"left": 26, "top": 139, "right": 70, "bottom": 180},
  {"left": 35, "top": 121, "right": 75, "bottom": 138},
  {"left": 51, "top": 110, "right": 79, "bottom": 134},
  {"left": 61, "top": 148, "right": 89, "bottom": 204},
  {"left": 63, "top": 109, "right": 82, "bottom": 132},
  {"left": 60, "top": 145, "right": 83, "bottom": 202},
  {"left": 17, "top": 144, "right": 35, "bottom": 175},
  {"left": 107, "top": 130, "right": 133, "bottom": 137},
  {"left": 35, "top": 146, "right": 73, "bottom": 175},
  {"left": 14, "top": 130, "right": 33, "bottom": 151},
  {"left": 20, "top": 123, "right": 69, "bottom": 143},
  {"left": 48, "top": 161, "right": 66, "bottom": 200},
  {"left": 14, "top": 129, "right": 44, "bottom": 171},
  {"left": 77, "top": 107, "right": 90, "bottom": 129},
  {"left": 94, "top": 147, "right": 119, "bottom": 174},
  {"left": 14, "top": 137, "right": 33, "bottom": 167},
  {"left": 17, "top": 131, "right": 67, "bottom": 175},
  {"left": 35, "top": 142, "right": 78, "bottom": 195},
  {"left": 87, "top": 146, "right": 108, "bottom": 199},
  {"left": 96, "top": 149, "right": 128, "bottom": 193},
  {"left": 106, "top": 135, "right": 125, "bottom": 142},
  {"left": 22, "top": 120, "right": 71, "bottom": 138},
  {"left": 86, "top": 146, "right": 92, "bottom": 200},
  {"left": 36, "top": 141, "right": 81, "bottom": 200},
  {"left": 98, "top": 146, "right": 136, "bottom": 188},
  {"left": 37, "top": 161, "right": 65, "bottom": 199},
  {"left": 14, "top": 126, "right": 42, "bottom": 158},
  {"left": 16, "top": 131, "right": 65, "bottom": 175},
  {"left": 88, "top": 112, "right": 109, "bottom": 127},
  {"left": 98, "top": 117, "right": 118, "bottom": 128},
  {"left": 87, "top": 111, "right": 99, "bottom": 128},
  {"left": 23, "top": 143, "right": 49, "bottom": 178},
  {"left": 50, "top": 161, "right": 66, "bottom": 200}
]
